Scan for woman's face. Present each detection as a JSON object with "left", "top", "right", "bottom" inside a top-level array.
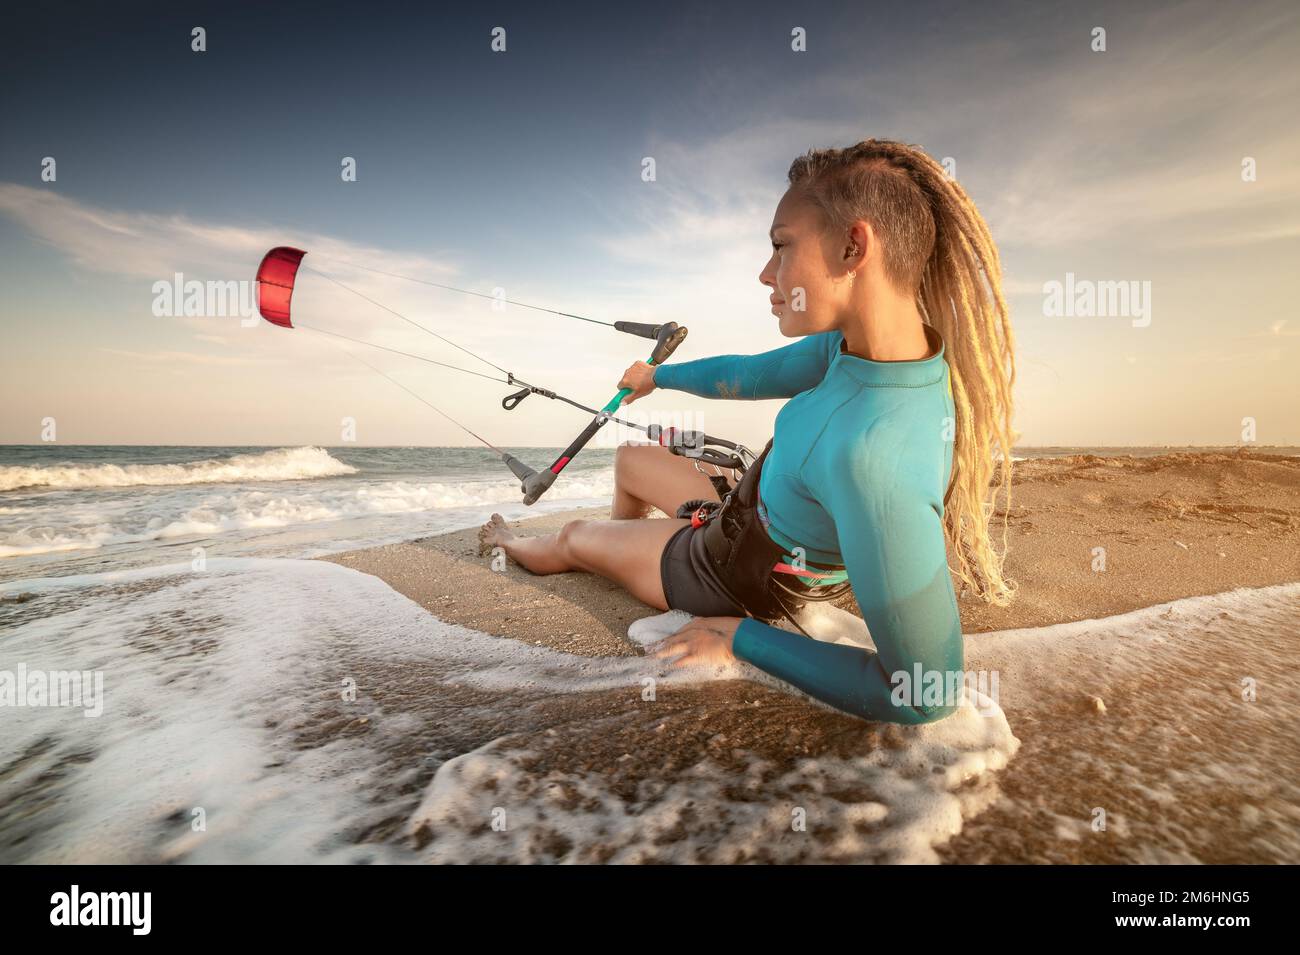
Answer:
[{"left": 759, "top": 187, "right": 854, "bottom": 337}]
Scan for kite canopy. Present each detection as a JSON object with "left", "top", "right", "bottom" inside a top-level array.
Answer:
[{"left": 255, "top": 246, "right": 306, "bottom": 327}]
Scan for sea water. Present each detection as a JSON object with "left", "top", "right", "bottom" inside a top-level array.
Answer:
[{"left": 0, "top": 445, "right": 617, "bottom": 581}]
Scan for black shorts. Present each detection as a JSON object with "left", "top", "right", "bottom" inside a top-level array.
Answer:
[
  {"left": 659, "top": 522, "right": 750, "bottom": 618},
  {"left": 660, "top": 519, "right": 822, "bottom": 621}
]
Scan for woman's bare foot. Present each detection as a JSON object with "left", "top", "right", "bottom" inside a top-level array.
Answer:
[{"left": 477, "top": 513, "right": 514, "bottom": 557}]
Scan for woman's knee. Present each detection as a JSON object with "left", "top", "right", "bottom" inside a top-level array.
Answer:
[
  {"left": 555, "top": 518, "right": 589, "bottom": 562},
  {"left": 614, "top": 443, "right": 645, "bottom": 483}
]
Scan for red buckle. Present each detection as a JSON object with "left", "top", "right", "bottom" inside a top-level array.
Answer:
[{"left": 690, "top": 506, "right": 707, "bottom": 528}]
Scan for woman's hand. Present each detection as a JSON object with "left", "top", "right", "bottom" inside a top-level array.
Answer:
[
  {"left": 617, "top": 360, "right": 658, "bottom": 405},
  {"left": 649, "top": 616, "right": 745, "bottom": 668}
]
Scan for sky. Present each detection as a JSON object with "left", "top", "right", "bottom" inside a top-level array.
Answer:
[{"left": 1, "top": 0, "right": 1297, "bottom": 448}]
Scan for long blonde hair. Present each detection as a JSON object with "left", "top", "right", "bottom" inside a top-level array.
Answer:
[{"left": 787, "top": 139, "right": 1018, "bottom": 605}]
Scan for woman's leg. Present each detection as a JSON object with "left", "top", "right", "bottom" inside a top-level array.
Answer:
[
  {"left": 479, "top": 513, "right": 689, "bottom": 610},
  {"left": 611, "top": 442, "right": 732, "bottom": 519}
]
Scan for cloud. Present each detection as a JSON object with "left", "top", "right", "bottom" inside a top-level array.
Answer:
[
  {"left": 97, "top": 347, "right": 287, "bottom": 367},
  {"left": 0, "top": 183, "right": 554, "bottom": 377},
  {"left": 0, "top": 183, "right": 460, "bottom": 283},
  {"left": 964, "top": 5, "right": 1300, "bottom": 251},
  {"left": 583, "top": 2, "right": 1300, "bottom": 261},
  {"left": 1185, "top": 346, "right": 1283, "bottom": 364}
]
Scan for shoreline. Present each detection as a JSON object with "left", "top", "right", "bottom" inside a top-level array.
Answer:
[{"left": 322, "top": 449, "right": 1300, "bottom": 645}]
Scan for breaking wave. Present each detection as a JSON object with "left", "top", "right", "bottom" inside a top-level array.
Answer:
[{"left": 0, "top": 447, "right": 357, "bottom": 492}]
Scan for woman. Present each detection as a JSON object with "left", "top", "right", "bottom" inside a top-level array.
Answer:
[{"left": 479, "top": 139, "right": 1016, "bottom": 725}]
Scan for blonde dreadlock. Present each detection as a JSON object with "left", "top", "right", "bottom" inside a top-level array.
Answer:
[{"left": 787, "top": 139, "right": 1018, "bottom": 605}]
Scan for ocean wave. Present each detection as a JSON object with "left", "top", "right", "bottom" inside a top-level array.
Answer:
[
  {"left": 0, "top": 473, "right": 615, "bottom": 558},
  {"left": 0, "top": 446, "right": 357, "bottom": 492}
]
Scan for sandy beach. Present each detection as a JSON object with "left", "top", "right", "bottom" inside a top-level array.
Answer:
[{"left": 321, "top": 449, "right": 1300, "bottom": 863}]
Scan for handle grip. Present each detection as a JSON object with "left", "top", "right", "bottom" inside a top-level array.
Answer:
[
  {"left": 519, "top": 322, "right": 689, "bottom": 505},
  {"left": 609, "top": 321, "right": 688, "bottom": 409},
  {"left": 613, "top": 320, "right": 661, "bottom": 339}
]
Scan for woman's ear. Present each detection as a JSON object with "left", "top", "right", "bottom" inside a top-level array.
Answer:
[{"left": 844, "top": 221, "right": 870, "bottom": 263}]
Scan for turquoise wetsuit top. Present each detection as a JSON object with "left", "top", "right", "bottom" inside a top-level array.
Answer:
[{"left": 652, "top": 324, "right": 963, "bottom": 725}]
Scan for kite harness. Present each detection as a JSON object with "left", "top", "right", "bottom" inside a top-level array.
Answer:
[{"left": 674, "top": 437, "right": 852, "bottom": 635}]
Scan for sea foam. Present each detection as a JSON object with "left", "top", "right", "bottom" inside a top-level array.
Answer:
[
  {"left": 0, "top": 446, "right": 356, "bottom": 491},
  {"left": 0, "top": 557, "right": 1019, "bottom": 864}
]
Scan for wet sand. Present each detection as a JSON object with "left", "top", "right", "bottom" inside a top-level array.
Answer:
[{"left": 321, "top": 449, "right": 1300, "bottom": 863}]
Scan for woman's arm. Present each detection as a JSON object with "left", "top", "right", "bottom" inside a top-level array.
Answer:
[
  {"left": 731, "top": 436, "right": 964, "bottom": 724},
  {"left": 652, "top": 331, "right": 838, "bottom": 399}
]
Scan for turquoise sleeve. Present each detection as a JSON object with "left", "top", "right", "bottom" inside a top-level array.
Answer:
[
  {"left": 731, "top": 437, "right": 964, "bottom": 724},
  {"left": 652, "top": 333, "right": 836, "bottom": 399}
]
